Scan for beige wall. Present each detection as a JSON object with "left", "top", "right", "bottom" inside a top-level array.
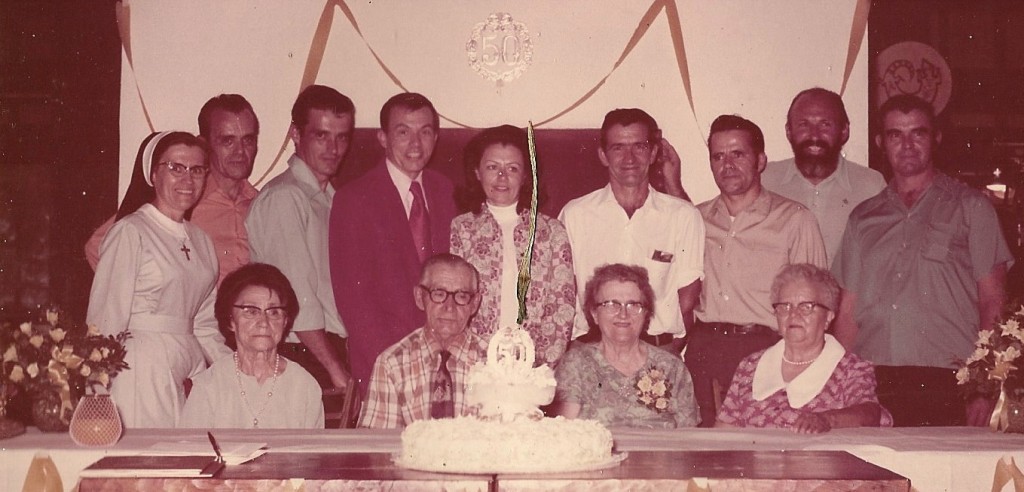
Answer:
[{"left": 119, "top": 0, "right": 868, "bottom": 204}]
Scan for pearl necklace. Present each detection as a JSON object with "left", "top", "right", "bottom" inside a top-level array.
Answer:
[
  {"left": 233, "top": 352, "right": 281, "bottom": 428},
  {"left": 782, "top": 354, "right": 818, "bottom": 366}
]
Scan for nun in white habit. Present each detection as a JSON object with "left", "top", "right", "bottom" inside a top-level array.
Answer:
[{"left": 86, "top": 131, "right": 231, "bottom": 428}]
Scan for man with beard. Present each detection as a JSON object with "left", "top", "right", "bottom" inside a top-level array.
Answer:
[
  {"left": 762, "top": 88, "right": 885, "bottom": 263},
  {"left": 689, "top": 114, "right": 826, "bottom": 426},
  {"left": 85, "top": 94, "right": 261, "bottom": 286},
  {"left": 832, "top": 94, "right": 1012, "bottom": 426}
]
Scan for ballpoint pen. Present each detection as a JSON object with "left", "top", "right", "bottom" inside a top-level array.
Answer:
[{"left": 207, "top": 431, "right": 225, "bottom": 464}]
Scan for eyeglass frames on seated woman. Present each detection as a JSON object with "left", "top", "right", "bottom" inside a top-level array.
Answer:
[
  {"left": 233, "top": 304, "right": 287, "bottom": 321},
  {"left": 418, "top": 285, "right": 476, "bottom": 306},
  {"left": 771, "top": 301, "right": 830, "bottom": 317},
  {"left": 595, "top": 300, "right": 647, "bottom": 317}
]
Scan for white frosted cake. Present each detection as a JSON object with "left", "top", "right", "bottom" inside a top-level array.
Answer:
[{"left": 398, "top": 326, "right": 618, "bottom": 473}]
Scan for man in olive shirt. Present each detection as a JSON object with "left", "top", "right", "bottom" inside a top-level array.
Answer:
[{"left": 832, "top": 95, "right": 1013, "bottom": 426}]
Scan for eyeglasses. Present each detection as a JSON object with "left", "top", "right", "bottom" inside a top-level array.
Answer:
[
  {"left": 605, "top": 142, "right": 653, "bottom": 157},
  {"left": 233, "top": 305, "right": 287, "bottom": 321},
  {"left": 771, "top": 302, "right": 830, "bottom": 317},
  {"left": 418, "top": 286, "right": 476, "bottom": 306},
  {"left": 158, "top": 162, "right": 209, "bottom": 179},
  {"left": 595, "top": 300, "right": 647, "bottom": 317}
]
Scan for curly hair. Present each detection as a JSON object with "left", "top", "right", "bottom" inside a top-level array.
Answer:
[
  {"left": 769, "top": 263, "right": 841, "bottom": 311},
  {"left": 582, "top": 263, "right": 656, "bottom": 332}
]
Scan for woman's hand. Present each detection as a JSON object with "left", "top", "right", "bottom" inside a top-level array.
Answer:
[{"left": 792, "top": 412, "right": 832, "bottom": 434}]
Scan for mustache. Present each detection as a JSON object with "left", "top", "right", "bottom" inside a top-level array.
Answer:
[{"left": 796, "top": 139, "right": 835, "bottom": 152}]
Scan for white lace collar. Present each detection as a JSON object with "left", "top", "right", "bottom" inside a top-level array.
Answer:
[{"left": 751, "top": 334, "right": 845, "bottom": 408}]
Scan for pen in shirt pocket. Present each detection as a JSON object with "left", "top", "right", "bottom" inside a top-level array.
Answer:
[{"left": 652, "top": 250, "right": 674, "bottom": 263}]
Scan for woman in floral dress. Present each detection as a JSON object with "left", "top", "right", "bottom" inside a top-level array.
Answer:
[
  {"left": 716, "top": 263, "right": 892, "bottom": 432},
  {"left": 450, "top": 125, "right": 575, "bottom": 367},
  {"left": 554, "top": 263, "right": 698, "bottom": 428}
]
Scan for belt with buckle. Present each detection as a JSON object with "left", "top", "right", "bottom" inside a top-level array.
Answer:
[
  {"left": 697, "top": 321, "right": 775, "bottom": 336},
  {"left": 640, "top": 332, "right": 676, "bottom": 346}
]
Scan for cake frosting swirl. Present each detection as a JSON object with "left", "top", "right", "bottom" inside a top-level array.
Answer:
[{"left": 398, "top": 326, "right": 616, "bottom": 473}]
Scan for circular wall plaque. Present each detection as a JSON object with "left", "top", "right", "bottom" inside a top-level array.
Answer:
[
  {"left": 466, "top": 13, "right": 533, "bottom": 84},
  {"left": 875, "top": 41, "right": 952, "bottom": 114}
]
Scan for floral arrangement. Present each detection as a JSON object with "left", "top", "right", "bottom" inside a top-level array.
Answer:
[
  {"left": 2, "top": 309, "right": 130, "bottom": 397},
  {"left": 956, "top": 304, "right": 1024, "bottom": 400},
  {"left": 636, "top": 366, "right": 672, "bottom": 412}
]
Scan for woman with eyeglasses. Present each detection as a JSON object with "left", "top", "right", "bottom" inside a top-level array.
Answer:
[
  {"left": 553, "top": 264, "right": 698, "bottom": 428},
  {"left": 180, "top": 263, "right": 324, "bottom": 428},
  {"left": 716, "top": 263, "right": 891, "bottom": 432},
  {"left": 87, "top": 131, "right": 231, "bottom": 428},
  {"left": 450, "top": 125, "right": 575, "bottom": 367}
]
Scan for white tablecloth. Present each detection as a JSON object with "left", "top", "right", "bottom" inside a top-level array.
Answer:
[{"left": 3, "top": 427, "right": 1023, "bottom": 491}]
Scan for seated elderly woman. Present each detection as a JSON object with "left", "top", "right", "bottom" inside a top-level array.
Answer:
[
  {"left": 716, "top": 263, "right": 892, "bottom": 433},
  {"left": 180, "top": 263, "right": 324, "bottom": 428},
  {"left": 554, "top": 264, "right": 699, "bottom": 428}
]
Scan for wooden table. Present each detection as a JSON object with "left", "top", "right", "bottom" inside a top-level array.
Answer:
[
  {"left": 499, "top": 450, "right": 909, "bottom": 490},
  {"left": 76, "top": 450, "right": 908, "bottom": 491},
  {"left": 7, "top": 427, "right": 1022, "bottom": 491}
]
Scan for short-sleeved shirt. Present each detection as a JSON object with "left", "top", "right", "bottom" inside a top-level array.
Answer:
[
  {"left": 762, "top": 157, "right": 886, "bottom": 263},
  {"left": 246, "top": 154, "right": 345, "bottom": 340},
  {"left": 696, "top": 189, "right": 827, "bottom": 328},
  {"left": 832, "top": 172, "right": 1014, "bottom": 368},
  {"left": 718, "top": 339, "right": 893, "bottom": 428},
  {"left": 555, "top": 342, "right": 699, "bottom": 428},
  {"left": 559, "top": 186, "right": 705, "bottom": 338},
  {"left": 358, "top": 328, "right": 487, "bottom": 429}
]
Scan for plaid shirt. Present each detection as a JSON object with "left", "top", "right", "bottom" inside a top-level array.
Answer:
[{"left": 358, "top": 327, "right": 487, "bottom": 429}]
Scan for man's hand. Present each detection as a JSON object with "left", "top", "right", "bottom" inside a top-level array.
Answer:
[
  {"left": 966, "top": 396, "right": 996, "bottom": 427},
  {"left": 654, "top": 138, "right": 690, "bottom": 201},
  {"left": 295, "top": 328, "right": 351, "bottom": 391},
  {"left": 330, "top": 371, "right": 351, "bottom": 391}
]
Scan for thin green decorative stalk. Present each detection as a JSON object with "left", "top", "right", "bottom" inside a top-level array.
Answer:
[{"left": 517, "top": 122, "right": 540, "bottom": 325}]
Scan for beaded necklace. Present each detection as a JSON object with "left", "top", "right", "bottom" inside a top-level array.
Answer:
[{"left": 233, "top": 352, "right": 281, "bottom": 428}]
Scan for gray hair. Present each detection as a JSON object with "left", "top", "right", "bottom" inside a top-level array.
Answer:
[{"left": 769, "top": 263, "right": 840, "bottom": 311}]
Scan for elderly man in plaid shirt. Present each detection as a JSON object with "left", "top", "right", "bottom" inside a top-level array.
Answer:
[{"left": 359, "top": 254, "right": 488, "bottom": 428}]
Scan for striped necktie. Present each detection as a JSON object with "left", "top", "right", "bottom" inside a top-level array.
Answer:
[{"left": 409, "top": 181, "right": 431, "bottom": 262}]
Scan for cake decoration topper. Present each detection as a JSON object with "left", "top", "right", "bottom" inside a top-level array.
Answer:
[{"left": 487, "top": 325, "right": 536, "bottom": 371}]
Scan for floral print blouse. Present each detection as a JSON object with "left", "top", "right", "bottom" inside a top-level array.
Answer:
[
  {"left": 555, "top": 342, "right": 700, "bottom": 428},
  {"left": 450, "top": 209, "right": 575, "bottom": 366}
]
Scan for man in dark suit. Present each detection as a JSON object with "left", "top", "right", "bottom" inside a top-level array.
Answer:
[{"left": 330, "top": 93, "right": 457, "bottom": 394}]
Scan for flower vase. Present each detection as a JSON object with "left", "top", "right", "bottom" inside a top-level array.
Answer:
[
  {"left": 1005, "top": 397, "right": 1024, "bottom": 434},
  {"left": 31, "top": 390, "right": 72, "bottom": 432},
  {"left": 69, "top": 394, "right": 122, "bottom": 446},
  {"left": 0, "top": 383, "right": 26, "bottom": 439}
]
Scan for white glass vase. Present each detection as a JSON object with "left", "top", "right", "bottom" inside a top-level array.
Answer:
[{"left": 69, "top": 394, "right": 122, "bottom": 447}]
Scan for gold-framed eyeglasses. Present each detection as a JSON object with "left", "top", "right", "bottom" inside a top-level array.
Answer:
[
  {"left": 233, "top": 305, "right": 287, "bottom": 321},
  {"left": 158, "top": 162, "right": 209, "bottom": 179},
  {"left": 418, "top": 286, "right": 476, "bottom": 306},
  {"left": 771, "top": 302, "right": 830, "bottom": 317},
  {"left": 595, "top": 300, "right": 647, "bottom": 316}
]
